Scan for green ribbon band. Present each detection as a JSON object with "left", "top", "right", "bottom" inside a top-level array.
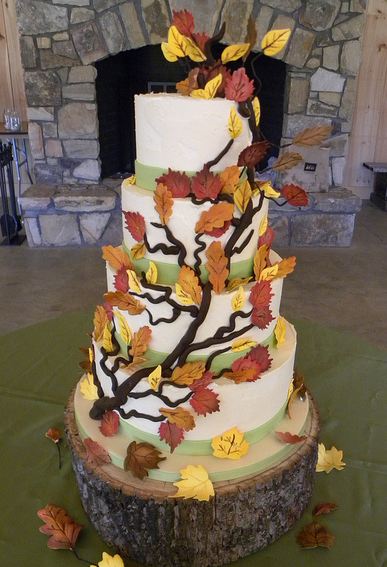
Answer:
[{"left": 135, "top": 160, "right": 197, "bottom": 191}]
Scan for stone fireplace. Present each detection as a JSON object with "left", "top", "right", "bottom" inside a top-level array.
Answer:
[{"left": 17, "top": 0, "right": 365, "bottom": 246}]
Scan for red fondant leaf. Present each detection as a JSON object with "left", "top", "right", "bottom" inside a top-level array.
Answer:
[
  {"left": 297, "top": 522, "right": 336, "bottom": 549},
  {"left": 103, "top": 301, "right": 113, "bottom": 321},
  {"left": 124, "top": 211, "right": 146, "bottom": 242},
  {"left": 258, "top": 225, "right": 275, "bottom": 248},
  {"left": 114, "top": 267, "right": 129, "bottom": 293},
  {"left": 312, "top": 502, "right": 338, "bottom": 517},
  {"left": 225, "top": 67, "right": 255, "bottom": 103},
  {"left": 190, "top": 387, "right": 220, "bottom": 416},
  {"left": 172, "top": 9, "right": 195, "bottom": 36},
  {"left": 249, "top": 280, "right": 273, "bottom": 309},
  {"left": 189, "top": 370, "right": 214, "bottom": 391},
  {"left": 206, "top": 220, "right": 231, "bottom": 237},
  {"left": 192, "top": 32, "right": 210, "bottom": 52},
  {"left": 238, "top": 141, "right": 271, "bottom": 168},
  {"left": 205, "top": 64, "right": 232, "bottom": 97},
  {"left": 247, "top": 344, "right": 272, "bottom": 372},
  {"left": 45, "top": 427, "right": 62, "bottom": 444},
  {"left": 83, "top": 438, "right": 112, "bottom": 466},
  {"left": 99, "top": 411, "right": 120, "bottom": 437},
  {"left": 156, "top": 168, "right": 191, "bottom": 198},
  {"left": 251, "top": 305, "right": 274, "bottom": 329},
  {"left": 282, "top": 184, "right": 309, "bottom": 207},
  {"left": 159, "top": 421, "right": 185, "bottom": 453},
  {"left": 224, "top": 355, "right": 262, "bottom": 383},
  {"left": 275, "top": 431, "right": 307, "bottom": 444},
  {"left": 37, "top": 504, "right": 82, "bottom": 550},
  {"left": 191, "top": 166, "right": 223, "bottom": 200}
]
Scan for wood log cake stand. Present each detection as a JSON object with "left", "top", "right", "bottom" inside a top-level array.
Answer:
[{"left": 65, "top": 393, "right": 320, "bottom": 567}]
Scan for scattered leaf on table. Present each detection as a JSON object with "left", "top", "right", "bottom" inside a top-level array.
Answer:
[
  {"left": 80, "top": 373, "right": 99, "bottom": 401},
  {"left": 189, "top": 387, "right": 220, "bottom": 416},
  {"left": 212, "top": 426, "right": 249, "bottom": 460},
  {"left": 231, "top": 286, "right": 246, "bottom": 311},
  {"left": 234, "top": 179, "right": 252, "bottom": 212},
  {"left": 231, "top": 337, "right": 257, "bottom": 352},
  {"left": 261, "top": 28, "right": 291, "bottom": 56},
  {"left": 160, "top": 407, "right": 195, "bottom": 431},
  {"left": 156, "top": 168, "right": 191, "bottom": 198},
  {"left": 172, "top": 464, "right": 214, "bottom": 501},
  {"left": 102, "top": 245, "right": 133, "bottom": 271},
  {"left": 154, "top": 183, "right": 173, "bottom": 225},
  {"left": 316, "top": 444, "right": 346, "bottom": 474},
  {"left": 124, "top": 211, "right": 146, "bottom": 242},
  {"left": 83, "top": 438, "right": 112, "bottom": 466},
  {"left": 206, "top": 241, "right": 229, "bottom": 294},
  {"left": 228, "top": 106, "right": 243, "bottom": 139},
  {"left": 99, "top": 411, "right": 120, "bottom": 437},
  {"left": 159, "top": 421, "right": 185, "bottom": 452},
  {"left": 272, "top": 152, "right": 303, "bottom": 171},
  {"left": 124, "top": 441, "right": 166, "bottom": 479},
  {"left": 130, "top": 242, "right": 146, "bottom": 260},
  {"left": 114, "top": 310, "right": 132, "bottom": 345},
  {"left": 221, "top": 43, "right": 250, "bottom": 64},
  {"left": 238, "top": 141, "right": 270, "bottom": 168},
  {"left": 37, "top": 504, "right": 82, "bottom": 550},
  {"left": 274, "top": 315, "right": 286, "bottom": 346},
  {"left": 195, "top": 202, "right": 234, "bottom": 234},
  {"left": 147, "top": 365, "right": 162, "bottom": 391},
  {"left": 225, "top": 68, "right": 254, "bottom": 103},
  {"left": 91, "top": 551, "right": 125, "bottom": 567},
  {"left": 104, "top": 291, "right": 145, "bottom": 315},
  {"left": 192, "top": 166, "right": 223, "bottom": 199},
  {"left": 93, "top": 305, "right": 109, "bottom": 342},
  {"left": 45, "top": 427, "right": 62, "bottom": 444},
  {"left": 146, "top": 261, "right": 158, "bottom": 284},
  {"left": 129, "top": 326, "right": 152, "bottom": 363},
  {"left": 312, "top": 502, "right": 338, "bottom": 517},
  {"left": 177, "top": 265, "right": 202, "bottom": 305},
  {"left": 293, "top": 124, "right": 332, "bottom": 146},
  {"left": 296, "top": 522, "right": 336, "bottom": 549},
  {"left": 171, "top": 360, "right": 205, "bottom": 385},
  {"left": 275, "top": 431, "right": 307, "bottom": 444},
  {"left": 282, "top": 183, "right": 309, "bottom": 207}
]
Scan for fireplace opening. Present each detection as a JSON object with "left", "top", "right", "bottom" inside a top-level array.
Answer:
[{"left": 95, "top": 46, "right": 286, "bottom": 179}]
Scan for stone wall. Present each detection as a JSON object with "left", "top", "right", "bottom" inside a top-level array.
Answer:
[{"left": 16, "top": 0, "right": 367, "bottom": 187}]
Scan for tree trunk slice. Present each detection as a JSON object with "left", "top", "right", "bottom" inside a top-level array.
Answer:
[{"left": 65, "top": 392, "right": 320, "bottom": 567}]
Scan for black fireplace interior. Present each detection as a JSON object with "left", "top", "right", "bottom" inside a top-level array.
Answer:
[{"left": 95, "top": 45, "right": 287, "bottom": 179}]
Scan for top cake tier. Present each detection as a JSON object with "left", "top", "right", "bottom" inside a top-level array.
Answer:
[{"left": 134, "top": 93, "right": 251, "bottom": 187}]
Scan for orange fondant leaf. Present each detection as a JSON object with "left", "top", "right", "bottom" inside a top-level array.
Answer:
[
  {"left": 93, "top": 305, "right": 109, "bottom": 342},
  {"left": 171, "top": 360, "right": 206, "bottom": 386},
  {"left": 195, "top": 202, "right": 234, "bottom": 234},
  {"left": 205, "top": 241, "right": 229, "bottom": 294},
  {"left": 160, "top": 407, "right": 195, "bottom": 431},
  {"left": 104, "top": 291, "right": 145, "bottom": 315},
  {"left": 37, "top": 504, "right": 82, "bottom": 550},
  {"left": 102, "top": 245, "right": 133, "bottom": 271},
  {"left": 124, "top": 441, "right": 166, "bottom": 479},
  {"left": 275, "top": 431, "right": 307, "bottom": 444},
  {"left": 177, "top": 265, "right": 202, "bottom": 305},
  {"left": 219, "top": 165, "right": 240, "bottom": 195},
  {"left": 297, "top": 522, "right": 336, "bottom": 549},
  {"left": 312, "top": 502, "right": 338, "bottom": 517},
  {"left": 253, "top": 244, "right": 269, "bottom": 281},
  {"left": 129, "top": 326, "right": 152, "bottom": 363},
  {"left": 275, "top": 256, "right": 296, "bottom": 278},
  {"left": 154, "top": 183, "right": 173, "bottom": 225}
]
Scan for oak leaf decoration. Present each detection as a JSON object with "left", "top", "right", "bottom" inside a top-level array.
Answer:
[
  {"left": 189, "top": 387, "right": 220, "bottom": 416},
  {"left": 172, "top": 464, "right": 214, "bottom": 501},
  {"left": 205, "top": 241, "right": 229, "bottom": 294},
  {"left": 312, "top": 502, "right": 338, "bottom": 517},
  {"left": 195, "top": 202, "right": 234, "bottom": 234},
  {"left": 234, "top": 179, "right": 252, "bottom": 212},
  {"left": 124, "top": 211, "right": 146, "bottom": 242},
  {"left": 93, "top": 305, "right": 109, "bottom": 342},
  {"left": 261, "top": 28, "right": 291, "bottom": 56},
  {"left": 282, "top": 183, "right": 308, "bottom": 207},
  {"left": 104, "top": 291, "right": 145, "bottom": 315},
  {"left": 175, "top": 283, "right": 195, "bottom": 305},
  {"left": 177, "top": 265, "right": 202, "bottom": 305},
  {"left": 238, "top": 141, "right": 270, "bottom": 168},
  {"left": 102, "top": 245, "right": 133, "bottom": 271},
  {"left": 296, "top": 522, "right": 335, "bottom": 549},
  {"left": 37, "top": 504, "right": 82, "bottom": 550},
  {"left": 83, "top": 438, "right": 112, "bottom": 466},
  {"left": 129, "top": 326, "right": 152, "bottom": 363},
  {"left": 191, "top": 166, "right": 223, "bottom": 200},
  {"left": 272, "top": 152, "right": 303, "bottom": 171},
  {"left": 293, "top": 124, "right": 332, "bottom": 146},
  {"left": 154, "top": 183, "right": 173, "bottom": 224},
  {"left": 156, "top": 168, "right": 191, "bottom": 198},
  {"left": 171, "top": 360, "right": 205, "bottom": 386},
  {"left": 100, "top": 411, "right": 120, "bottom": 437},
  {"left": 212, "top": 426, "right": 249, "bottom": 460},
  {"left": 275, "top": 431, "right": 307, "bottom": 444},
  {"left": 225, "top": 67, "right": 254, "bottom": 103},
  {"left": 124, "top": 441, "right": 166, "bottom": 479},
  {"left": 159, "top": 421, "right": 185, "bottom": 452},
  {"left": 219, "top": 165, "right": 240, "bottom": 195},
  {"left": 316, "top": 444, "right": 346, "bottom": 474},
  {"left": 160, "top": 407, "right": 195, "bottom": 431}
]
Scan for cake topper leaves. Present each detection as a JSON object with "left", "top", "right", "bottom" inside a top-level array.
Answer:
[
  {"left": 231, "top": 337, "right": 257, "bottom": 352},
  {"left": 91, "top": 551, "right": 125, "bottom": 567},
  {"left": 259, "top": 264, "right": 279, "bottom": 281},
  {"left": 80, "top": 373, "right": 99, "bottom": 401},
  {"left": 261, "top": 28, "right": 291, "bottom": 57},
  {"left": 124, "top": 211, "right": 146, "bottom": 242},
  {"left": 172, "top": 464, "right": 214, "bottom": 501},
  {"left": 102, "top": 323, "right": 114, "bottom": 352},
  {"left": 189, "top": 387, "right": 220, "bottom": 416},
  {"left": 275, "top": 431, "right": 307, "bottom": 444},
  {"left": 272, "top": 151, "right": 303, "bottom": 171},
  {"left": 130, "top": 242, "right": 146, "bottom": 260},
  {"left": 253, "top": 244, "right": 269, "bottom": 281},
  {"left": 191, "top": 166, "right": 223, "bottom": 199},
  {"left": 249, "top": 280, "right": 274, "bottom": 310},
  {"left": 234, "top": 179, "right": 252, "bottom": 212},
  {"left": 172, "top": 9, "right": 195, "bottom": 36},
  {"left": 161, "top": 25, "right": 206, "bottom": 63},
  {"left": 154, "top": 183, "right": 173, "bottom": 224},
  {"left": 258, "top": 225, "right": 275, "bottom": 248},
  {"left": 104, "top": 291, "right": 145, "bottom": 315},
  {"left": 156, "top": 168, "right": 191, "bottom": 198},
  {"left": 171, "top": 360, "right": 206, "bottom": 386},
  {"left": 212, "top": 426, "right": 249, "bottom": 460},
  {"left": 37, "top": 504, "right": 82, "bottom": 551},
  {"left": 220, "top": 165, "right": 240, "bottom": 195},
  {"left": 191, "top": 73, "right": 222, "bottom": 99},
  {"left": 252, "top": 96, "right": 261, "bottom": 126},
  {"left": 127, "top": 269, "right": 142, "bottom": 294},
  {"left": 316, "top": 444, "right": 346, "bottom": 474},
  {"left": 192, "top": 31, "right": 210, "bottom": 52},
  {"left": 160, "top": 407, "right": 195, "bottom": 431},
  {"left": 114, "top": 310, "right": 132, "bottom": 345},
  {"left": 282, "top": 184, "right": 309, "bottom": 207},
  {"left": 275, "top": 256, "right": 297, "bottom": 279},
  {"left": 124, "top": 441, "right": 166, "bottom": 480},
  {"left": 161, "top": 41, "right": 179, "bottom": 62},
  {"left": 114, "top": 267, "right": 129, "bottom": 293},
  {"left": 231, "top": 286, "right": 246, "bottom": 312},
  {"left": 248, "top": 344, "right": 272, "bottom": 371},
  {"left": 251, "top": 305, "right": 274, "bottom": 328},
  {"left": 274, "top": 315, "right": 286, "bottom": 346},
  {"left": 129, "top": 326, "right": 152, "bottom": 363},
  {"left": 99, "top": 411, "right": 120, "bottom": 437},
  {"left": 205, "top": 241, "right": 229, "bottom": 294},
  {"left": 93, "top": 305, "right": 109, "bottom": 342},
  {"left": 159, "top": 421, "right": 185, "bottom": 452},
  {"left": 146, "top": 261, "right": 158, "bottom": 284},
  {"left": 312, "top": 502, "right": 338, "bottom": 517},
  {"left": 147, "top": 365, "right": 162, "bottom": 390},
  {"left": 238, "top": 140, "right": 270, "bottom": 168},
  {"left": 102, "top": 245, "right": 133, "bottom": 271},
  {"left": 228, "top": 107, "right": 243, "bottom": 139},
  {"left": 221, "top": 43, "right": 250, "bottom": 64},
  {"left": 293, "top": 124, "right": 332, "bottom": 146},
  {"left": 297, "top": 522, "right": 336, "bottom": 549},
  {"left": 195, "top": 201, "right": 234, "bottom": 234},
  {"left": 225, "top": 67, "right": 255, "bottom": 103},
  {"left": 177, "top": 265, "right": 202, "bottom": 305},
  {"left": 83, "top": 438, "right": 112, "bottom": 466}
]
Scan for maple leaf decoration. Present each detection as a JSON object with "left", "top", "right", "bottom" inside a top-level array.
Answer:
[
  {"left": 316, "top": 443, "right": 346, "bottom": 473},
  {"left": 192, "top": 32, "right": 210, "bottom": 53},
  {"left": 249, "top": 280, "right": 273, "bottom": 309},
  {"left": 83, "top": 438, "right": 112, "bottom": 467},
  {"left": 275, "top": 431, "right": 307, "bottom": 444},
  {"left": 124, "top": 211, "right": 146, "bottom": 242},
  {"left": 225, "top": 67, "right": 254, "bottom": 103},
  {"left": 159, "top": 422, "right": 185, "bottom": 452},
  {"left": 99, "top": 411, "right": 120, "bottom": 437},
  {"left": 251, "top": 304, "right": 274, "bottom": 329},
  {"left": 190, "top": 387, "right": 220, "bottom": 416},
  {"left": 282, "top": 183, "right": 309, "bottom": 207},
  {"left": 156, "top": 168, "right": 191, "bottom": 198},
  {"left": 124, "top": 441, "right": 166, "bottom": 479},
  {"left": 172, "top": 464, "right": 214, "bottom": 501},
  {"left": 258, "top": 225, "right": 275, "bottom": 248},
  {"left": 312, "top": 502, "right": 338, "bottom": 517},
  {"left": 37, "top": 504, "right": 82, "bottom": 550},
  {"left": 212, "top": 427, "right": 249, "bottom": 460},
  {"left": 297, "top": 522, "right": 336, "bottom": 549},
  {"left": 91, "top": 552, "right": 125, "bottom": 567},
  {"left": 238, "top": 141, "right": 270, "bottom": 168},
  {"left": 191, "top": 166, "right": 223, "bottom": 200}
]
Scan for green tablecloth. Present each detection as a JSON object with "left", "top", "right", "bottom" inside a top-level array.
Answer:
[{"left": 0, "top": 312, "right": 386, "bottom": 567}]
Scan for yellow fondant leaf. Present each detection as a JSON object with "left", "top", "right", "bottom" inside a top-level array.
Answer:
[
  {"left": 253, "top": 244, "right": 269, "bottom": 281},
  {"left": 127, "top": 269, "right": 142, "bottom": 294},
  {"left": 166, "top": 25, "right": 187, "bottom": 58},
  {"left": 175, "top": 282, "right": 195, "bottom": 305},
  {"left": 80, "top": 373, "right": 98, "bottom": 401},
  {"left": 261, "top": 28, "right": 291, "bottom": 56},
  {"left": 261, "top": 181, "right": 281, "bottom": 198},
  {"left": 231, "top": 337, "right": 257, "bottom": 353},
  {"left": 147, "top": 365, "right": 162, "bottom": 391},
  {"left": 172, "top": 464, "right": 214, "bottom": 501},
  {"left": 221, "top": 43, "right": 250, "bottom": 64},
  {"left": 316, "top": 444, "right": 346, "bottom": 474},
  {"left": 102, "top": 323, "right": 114, "bottom": 352},
  {"left": 161, "top": 41, "right": 178, "bottom": 62},
  {"left": 259, "top": 264, "right": 279, "bottom": 281},
  {"left": 146, "top": 261, "right": 158, "bottom": 285},
  {"left": 228, "top": 107, "right": 243, "bottom": 139},
  {"left": 191, "top": 73, "right": 222, "bottom": 99},
  {"left": 130, "top": 242, "right": 146, "bottom": 260},
  {"left": 212, "top": 426, "right": 250, "bottom": 460},
  {"left": 163, "top": 26, "right": 206, "bottom": 63},
  {"left": 114, "top": 310, "right": 132, "bottom": 345},
  {"left": 231, "top": 286, "right": 246, "bottom": 312},
  {"left": 274, "top": 315, "right": 286, "bottom": 346},
  {"left": 184, "top": 36, "right": 206, "bottom": 62},
  {"left": 259, "top": 215, "right": 268, "bottom": 236},
  {"left": 122, "top": 175, "right": 136, "bottom": 189},
  {"left": 252, "top": 96, "right": 261, "bottom": 126},
  {"left": 226, "top": 276, "right": 252, "bottom": 291},
  {"left": 234, "top": 179, "right": 252, "bottom": 212},
  {"left": 91, "top": 551, "right": 125, "bottom": 567}
]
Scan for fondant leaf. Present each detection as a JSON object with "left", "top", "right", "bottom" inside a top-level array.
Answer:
[
  {"left": 272, "top": 152, "right": 303, "bottom": 171},
  {"left": 219, "top": 165, "right": 240, "bottom": 195},
  {"left": 205, "top": 241, "right": 229, "bottom": 294},
  {"left": 234, "top": 178, "right": 252, "bottom": 212},
  {"left": 184, "top": 35, "right": 206, "bottom": 62},
  {"left": 253, "top": 244, "right": 269, "bottom": 281},
  {"left": 172, "top": 9, "right": 194, "bottom": 36},
  {"left": 248, "top": 344, "right": 272, "bottom": 371},
  {"left": 251, "top": 305, "right": 274, "bottom": 328},
  {"left": 114, "top": 267, "right": 129, "bottom": 293},
  {"left": 293, "top": 124, "right": 332, "bottom": 146},
  {"left": 226, "top": 276, "right": 252, "bottom": 291},
  {"left": 91, "top": 551, "right": 125, "bottom": 567},
  {"left": 99, "top": 411, "right": 120, "bottom": 437},
  {"left": 221, "top": 43, "right": 250, "bottom": 64},
  {"left": 259, "top": 181, "right": 281, "bottom": 198},
  {"left": 171, "top": 360, "right": 206, "bottom": 386},
  {"left": 177, "top": 265, "right": 202, "bottom": 305},
  {"left": 275, "top": 431, "right": 307, "bottom": 444},
  {"left": 231, "top": 286, "right": 246, "bottom": 312},
  {"left": 192, "top": 32, "right": 210, "bottom": 52},
  {"left": 228, "top": 107, "right": 243, "bottom": 139},
  {"left": 146, "top": 261, "right": 158, "bottom": 284},
  {"left": 114, "top": 310, "right": 132, "bottom": 345},
  {"left": 274, "top": 315, "right": 286, "bottom": 346},
  {"left": 297, "top": 522, "right": 336, "bottom": 549},
  {"left": 102, "top": 245, "right": 133, "bottom": 271},
  {"left": 189, "top": 370, "right": 214, "bottom": 391},
  {"left": 124, "top": 211, "right": 146, "bottom": 242},
  {"left": 212, "top": 426, "right": 249, "bottom": 460},
  {"left": 195, "top": 202, "right": 234, "bottom": 234},
  {"left": 129, "top": 326, "right": 152, "bottom": 362},
  {"left": 191, "top": 73, "right": 222, "bottom": 99},
  {"left": 164, "top": 25, "right": 188, "bottom": 58},
  {"left": 159, "top": 421, "right": 185, "bottom": 452},
  {"left": 258, "top": 226, "right": 275, "bottom": 248},
  {"left": 127, "top": 269, "right": 142, "bottom": 294},
  {"left": 160, "top": 407, "right": 195, "bottom": 431},
  {"left": 93, "top": 305, "right": 109, "bottom": 342},
  {"left": 225, "top": 68, "right": 254, "bottom": 103},
  {"left": 275, "top": 256, "right": 296, "bottom": 278},
  {"left": 124, "top": 441, "right": 166, "bottom": 480},
  {"left": 80, "top": 373, "right": 98, "bottom": 401},
  {"left": 102, "top": 323, "right": 114, "bottom": 352},
  {"left": 189, "top": 387, "right": 220, "bottom": 416},
  {"left": 259, "top": 264, "right": 279, "bottom": 281},
  {"left": 172, "top": 464, "right": 214, "bottom": 501},
  {"left": 316, "top": 444, "right": 346, "bottom": 474},
  {"left": 287, "top": 370, "right": 306, "bottom": 419},
  {"left": 252, "top": 96, "right": 261, "bottom": 126},
  {"left": 83, "top": 438, "right": 112, "bottom": 466},
  {"left": 312, "top": 502, "right": 338, "bottom": 517},
  {"left": 224, "top": 356, "right": 262, "bottom": 383},
  {"left": 45, "top": 427, "right": 62, "bottom": 444},
  {"left": 104, "top": 291, "right": 145, "bottom": 315},
  {"left": 147, "top": 365, "right": 162, "bottom": 391},
  {"left": 156, "top": 168, "right": 191, "bottom": 198},
  {"left": 258, "top": 215, "right": 268, "bottom": 236},
  {"left": 261, "top": 28, "right": 291, "bottom": 56},
  {"left": 175, "top": 283, "right": 195, "bottom": 305},
  {"left": 282, "top": 183, "right": 309, "bottom": 206},
  {"left": 154, "top": 183, "right": 173, "bottom": 225},
  {"left": 130, "top": 242, "right": 146, "bottom": 260},
  {"left": 122, "top": 174, "right": 136, "bottom": 187},
  {"left": 191, "top": 166, "right": 223, "bottom": 199},
  {"left": 161, "top": 41, "right": 178, "bottom": 62},
  {"left": 237, "top": 141, "right": 270, "bottom": 168},
  {"left": 231, "top": 337, "right": 257, "bottom": 352},
  {"left": 37, "top": 504, "right": 82, "bottom": 551}
]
